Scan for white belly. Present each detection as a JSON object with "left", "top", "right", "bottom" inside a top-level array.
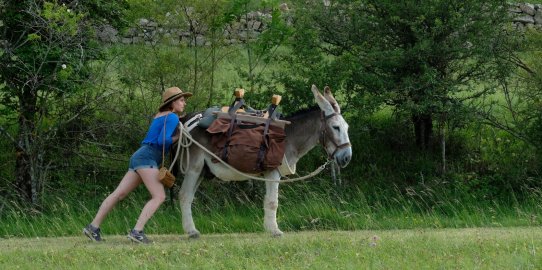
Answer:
[{"left": 204, "top": 156, "right": 259, "bottom": 181}]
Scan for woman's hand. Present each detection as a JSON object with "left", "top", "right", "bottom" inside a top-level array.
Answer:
[
  {"left": 172, "top": 133, "right": 180, "bottom": 143},
  {"left": 171, "top": 126, "right": 180, "bottom": 143}
]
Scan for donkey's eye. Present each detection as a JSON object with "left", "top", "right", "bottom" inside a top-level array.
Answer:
[{"left": 333, "top": 126, "right": 340, "bottom": 132}]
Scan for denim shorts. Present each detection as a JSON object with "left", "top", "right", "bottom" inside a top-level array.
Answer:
[{"left": 128, "top": 144, "right": 163, "bottom": 171}]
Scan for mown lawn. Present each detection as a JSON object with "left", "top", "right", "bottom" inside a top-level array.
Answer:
[{"left": 1, "top": 227, "right": 541, "bottom": 269}]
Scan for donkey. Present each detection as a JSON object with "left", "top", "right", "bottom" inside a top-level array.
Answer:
[{"left": 178, "top": 85, "right": 352, "bottom": 238}]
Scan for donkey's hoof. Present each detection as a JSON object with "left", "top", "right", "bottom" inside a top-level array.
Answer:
[
  {"left": 271, "top": 230, "right": 284, "bottom": 238},
  {"left": 188, "top": 231, "right": 200, "bottom": 239}
]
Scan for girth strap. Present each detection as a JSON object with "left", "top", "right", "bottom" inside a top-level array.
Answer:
[{"left": 256, "top": 104, "right": 279, "bottom": 171}]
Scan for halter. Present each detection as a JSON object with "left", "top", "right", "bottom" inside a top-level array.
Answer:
[{"left": 320, "top": 111, "right": 351, "bottom": 160}]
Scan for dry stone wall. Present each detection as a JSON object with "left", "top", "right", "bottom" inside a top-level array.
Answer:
[
  {"left": 96, "top": 3, "right": 542, "bottom": 45},
  {"left": 97, "top": 11, "right": 273, "bottom": 46},
  {"left": 510, "top": 3, "right": 542, "bottom": 30}
]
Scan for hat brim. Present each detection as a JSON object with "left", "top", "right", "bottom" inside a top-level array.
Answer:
[{"left": 159, "top": 92, "right": 193, "bottom": 110}]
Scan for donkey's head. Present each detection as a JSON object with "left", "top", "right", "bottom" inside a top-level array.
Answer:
[{"left": 311, "top": 85, "right": 352, "bottom": 168}]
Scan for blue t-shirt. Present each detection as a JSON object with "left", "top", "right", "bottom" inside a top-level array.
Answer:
[{"left": 141, "top": 113, "right": 179, "bottom": 153}]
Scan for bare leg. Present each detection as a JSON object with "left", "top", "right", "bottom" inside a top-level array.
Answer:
[
  {"left": 263, "top": 170, "right": 283, "bottom": 237},
  {"left": 91, "top": 171, "right": 142, "bottom": 227},
  {"left": 133, "top": 168, "right": 166, "bottom": 231}
]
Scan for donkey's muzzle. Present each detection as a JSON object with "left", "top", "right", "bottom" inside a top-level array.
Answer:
[{"left": 334, "top": 147, "right": 352, "bottom": 168}]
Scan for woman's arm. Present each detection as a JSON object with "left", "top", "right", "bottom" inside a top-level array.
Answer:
[
  {"left": 171, "top": 125, "right": 180, "bottom": 143},
  {"left": 157, "top": 113, "right": 180, "bottom": 147}
]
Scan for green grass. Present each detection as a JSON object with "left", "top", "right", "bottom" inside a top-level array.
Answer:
[
  {"left": 1, "top": 183, "right": 541, "bottom": 238},
  {"left": 1, "top": 228, "right": 541, "bottom": 269}
]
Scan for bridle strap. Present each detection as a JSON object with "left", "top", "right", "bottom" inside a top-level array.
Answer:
[
  {"left": 323, "top": 113, "right": 336, "bottom": 121},
  {"left": 320, "top": 111, "right": 351, "bottom": 159},
  {"left": 330, "top": 142, "right": 351, "bottom": 158}
]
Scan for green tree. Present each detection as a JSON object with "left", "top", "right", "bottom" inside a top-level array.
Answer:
[
  {"left": 121, "top": 0, "right": 235, "bottom": 109},
  {"left": 0, "top": 0, "right": 127, "bottom": 205},
  {"left": 226, "top": 0, "right": 292, "bottom": 107},
  {"left": 180, "top": 0, "right": 233, "bottom": 106},
  {"left": 481, "top": 29, "right": 542, "bottom": 163},
  {"left": 288, "top": 0, "right": 514, "bottom": 152}
]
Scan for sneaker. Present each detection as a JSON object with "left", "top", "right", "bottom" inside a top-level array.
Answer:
[
  {"left": 83, "top": 224, "right": 103, "bottom": 242},
  {"left": 127, "top": 229, "right": 151, "bottom": 244}
]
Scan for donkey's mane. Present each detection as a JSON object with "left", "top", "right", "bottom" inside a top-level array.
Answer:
[{"left": 284, "top": 106, "right": 320, "bottom": 121}]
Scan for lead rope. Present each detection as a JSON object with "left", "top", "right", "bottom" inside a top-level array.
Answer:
[
  {"left": 169, "top": 123, "right": 191, "bottom": 174},
  {"left": 173, "top": 126, "right": 332, "bottom": 183}
]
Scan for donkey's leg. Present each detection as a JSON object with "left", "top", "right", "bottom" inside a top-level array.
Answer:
[
  {"left": 179, "top": 151, "right": 204, "bottom": 239},
  {"left": 263, "top": 170, "right": 283, "bottom": 237}
]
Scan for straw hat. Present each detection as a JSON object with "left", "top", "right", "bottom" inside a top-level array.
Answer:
[{"left": 159, "top": 87, "right": 192, "bottom": 110}]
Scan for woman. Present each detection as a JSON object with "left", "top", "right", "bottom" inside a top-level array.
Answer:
[{"left": 83, "top": 86, "right": 192, "bottom": 243}]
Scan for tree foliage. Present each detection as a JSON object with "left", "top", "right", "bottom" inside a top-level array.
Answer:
[
  {"left": 287, "top": 0, "right": 514, "bottom": 148},
  {"left": 0, "top": 0, "right": 539, "bottom": 210},
  {"left": 481, "top": 29, "right": 542, "bottom": 161},
  {"left": 0, "top": 0, "right": 127, "bottom": 205}
]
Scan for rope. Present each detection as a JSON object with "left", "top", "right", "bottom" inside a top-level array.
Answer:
[
  {"left": 171, "top": 125, "right": 332, "bottom": 183},
  {"left": 169, "top": 124, "right": 192, "bottom": 174}
]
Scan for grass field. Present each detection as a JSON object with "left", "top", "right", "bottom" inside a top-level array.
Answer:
[{"left": 1, "top": 227, "right": 541, "bottom": 269}]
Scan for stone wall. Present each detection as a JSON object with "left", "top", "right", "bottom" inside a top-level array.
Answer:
[
  {"left": 96, "top": 2, "right": 542, "bottom": 46},
  {"left": 510, "top": 3, "right": 542, "bottom": 30},
  {"left": 96, "top": 11, "right": 273, "bottom": 46}
]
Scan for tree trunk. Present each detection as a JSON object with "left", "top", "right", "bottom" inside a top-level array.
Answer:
[
  {"left": 440, "top": 128, "right": 446, "bottom": 173},
  {"left": 412, "top": 113, "right": 433, "bottom": 150},
  {"left": 440, "top": 113, "right": 447, "bottom": 174},
  {"left": 208, "top": 32, "right": 216, "bottom": 108},
  {"left": 15, "top": 88, "right": 38, "bottom": 204},
  {"left": 15, "top": 137, "right": 32, "bottom": 202}
]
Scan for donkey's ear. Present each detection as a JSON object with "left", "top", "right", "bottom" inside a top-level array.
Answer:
[
  {"left": 311, "top": 85, "right": 334, "bottom": 116},
  {"left": 323, "top": 86, "right": 340, "bottom": 113}
]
